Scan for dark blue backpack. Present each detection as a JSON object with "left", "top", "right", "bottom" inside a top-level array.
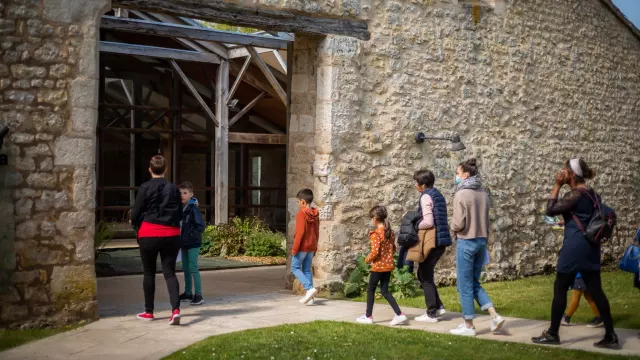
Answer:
[{"left": 572, "top": 188, "right": 616, "bottom": 245}]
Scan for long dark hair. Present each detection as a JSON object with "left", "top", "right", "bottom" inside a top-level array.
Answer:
[{"left": 369, "top": 205, "right": 392, "bottom": 241}]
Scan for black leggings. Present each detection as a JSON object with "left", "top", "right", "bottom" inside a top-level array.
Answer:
[
  {"left": 366, "top": 272, "right": 402, "bottom": 317},
  {"left": 139, "top": 236, "right": 181, "bottom": 313},
  {"left": 417, "top": 246, "right": 445, "bottom": 317},
  {"left": 550, "top": 271, "right": 614, "bottom": 335}
]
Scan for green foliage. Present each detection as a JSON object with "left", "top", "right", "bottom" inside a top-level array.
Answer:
[
  {"left": 94, "top": 221, "right": 114, "bottom": 261},
  {"left": 246, "top": 231, "right": 286, "bottom": 257},
  {"left": 200, "top": 217, "right": 285, "bottom": 257},
  {"left": 344, "top": 253, "right": 420, "bottom": 299},
  {"left": 197, "top": 20, "right": 258, "bottom": 34}
]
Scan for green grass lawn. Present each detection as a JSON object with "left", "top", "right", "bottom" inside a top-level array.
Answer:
[
  {"left": 163, "top": 321, "right": 638, "bottom": 360},
  {"left": 355, "top": 270, "right": 640, "bottom": 329},
  {"left": 0, "top": 325, "right": 78, "bottom": 352}
]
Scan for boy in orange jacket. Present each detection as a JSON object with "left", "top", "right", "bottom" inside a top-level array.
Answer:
[{"left": 291, "top": 188, "right": 320, "bottom": 304}]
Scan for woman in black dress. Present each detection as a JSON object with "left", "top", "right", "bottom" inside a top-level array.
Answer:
[{"left": 531, "top": 158, "right": 618, "bottom": 348}]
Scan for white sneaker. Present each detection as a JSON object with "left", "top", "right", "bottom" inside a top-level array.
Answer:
[
  {"left": 299, "top": 288, "right": 318, "bottom": 304},
  {"left": 436, "top": 307, "right": 447, "bottom": 317},
  {"left": 491, "top": 315, "right": 505, "bottom": 332},
  {"left": 356, "top": 315, "right": 373, "bottom": 324},
  {"left": 449, "top": 323, "right": 477, "bottom": 336},
  {"left": 390, "top": 314, "right": 408, "bottom": 326},
  {"left": 305, "top": 298, "right": 315, "bottom": 306},
  {"left": 415, "top": 312, "right": 438, "bottom": 323}
]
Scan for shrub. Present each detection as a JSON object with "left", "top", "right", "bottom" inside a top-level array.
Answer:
[
  {"left": 94, "top": 221, "right": 114, "bottom": 261},
  {"left": 343, "top": 253, "right": 420, "bottom": 299},
  {"left": 246, "top": 230, "right": 286, "bottom": 257},
  {"left": 200, "top": 217, "right": 285, "bottom": 258}
]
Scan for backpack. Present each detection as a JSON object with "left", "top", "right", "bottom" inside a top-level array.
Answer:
[{"left": 572, "top": 188, "right": 616, "bottom": 245}]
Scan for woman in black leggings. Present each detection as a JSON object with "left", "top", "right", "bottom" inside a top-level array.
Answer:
[
  {"left": 532, "top": 158, "right": 618, "bottom": 348},
  {"left": 131, "top": 155, "right": 183, "bottom": 325}
]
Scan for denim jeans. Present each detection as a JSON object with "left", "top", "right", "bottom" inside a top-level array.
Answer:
[
  {"left": 291, "top": 252, "right": 314, "bottom": 290},
  {"left": 397, "top": 245, "right": 414, "bottom": 273},
  {"left": 456, "top": 238, "right": 493, "bottom": 320}
]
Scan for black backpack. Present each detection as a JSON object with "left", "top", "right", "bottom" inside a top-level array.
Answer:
[
  {"left": 572, "top": 188, "right": 616, "bottom": 245},
  {"left": 397, "top": 211, "right": 421, "bottom": 248}
]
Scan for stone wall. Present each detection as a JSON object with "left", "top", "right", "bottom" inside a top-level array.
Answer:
[
  {"left": 0, "top": 0, "right": 109, "bottom": 328},
  {"left": 286, "top": 0, "right": 640, "bottom": 287}
]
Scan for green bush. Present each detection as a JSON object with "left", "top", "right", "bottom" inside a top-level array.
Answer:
[
  {"left": 344, "top": 253, "right": 420, "bottom": 299},
  {"left": 94, "top": 221, "right": 114, "bottom": 261},
  {"left": 246, "top": 231, "right": 286, "bottom": 257},
  {"left": 200, "top": 217, "right": 285, "bottom": 257}
]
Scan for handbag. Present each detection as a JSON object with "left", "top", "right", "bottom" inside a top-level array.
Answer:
[{"left": 619, "top": 229, "right": 640, "bottom": 273}]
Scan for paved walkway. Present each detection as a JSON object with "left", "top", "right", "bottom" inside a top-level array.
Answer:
[{"left": 3, "top": 267, "right": 640, "bottom": 359}]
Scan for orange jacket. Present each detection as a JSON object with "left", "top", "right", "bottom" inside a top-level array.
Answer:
[
  {"left": 292, "top": 208, "right": 320, "bottom": 255},
  {"left": 365, "top": 227, "right": 396, "bottom": 272}
]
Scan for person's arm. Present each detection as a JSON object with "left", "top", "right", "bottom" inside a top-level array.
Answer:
[
  {"left": 130, "top": 184, "right": 147, "bottom": 229},
  {"left": 451, "top": 193, "right": 466, "bottom": 233},
  {"left": 365, "top": 231, "right": 381, "bottom": 264},
  {"left": 292, "top": 212, "right": 305, "bottom": 255},
  {"left": 546, "top": 189, "right": 582, "bottom": 216},
  {"left": 192, "top": 205, "right": 205, "bottom": 235},
  {"left": 417, "top": 194, "right": 435, "bottom": 230}
]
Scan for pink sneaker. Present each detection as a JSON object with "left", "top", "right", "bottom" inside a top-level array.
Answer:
[
  {"left": 169, "top": 309, "right": 180, "bottom": 325},
  {"left": 137, "top": 312, "right": 154, "bottom": 321}
]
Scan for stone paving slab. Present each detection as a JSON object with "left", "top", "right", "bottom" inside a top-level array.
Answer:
[{"left": 3, "top": 293, "right": 640, "bottom": 360}]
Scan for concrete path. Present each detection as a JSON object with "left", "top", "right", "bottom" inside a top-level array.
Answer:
[{"left": 3, "top": 267, "right": 640, "bottom": 359}]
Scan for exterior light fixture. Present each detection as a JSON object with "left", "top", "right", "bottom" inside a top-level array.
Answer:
[
  {"left": 415, "top": 132, "right": 466, "bottom": 151},
  {"left": 228, "top": 99, "right": 239, "bottom": 108}
]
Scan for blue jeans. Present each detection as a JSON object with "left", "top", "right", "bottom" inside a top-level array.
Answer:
[
  {"left": 397, "top": 245, "right": 414, "bottom": 273},
  {"left": 291, "top": 252, "right": 314, "bottom": 290},
  {"left": 456, "top": 238, "right": 493, "bottom": 320}
]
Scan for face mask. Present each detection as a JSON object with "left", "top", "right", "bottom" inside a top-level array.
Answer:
[{"left": 455, "top": 176, "right": 462, "bottom": 185}]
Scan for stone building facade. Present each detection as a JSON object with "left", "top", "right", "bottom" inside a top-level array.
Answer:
[{"left": 1, "top": 0, "right": 639, "bottom": 327}]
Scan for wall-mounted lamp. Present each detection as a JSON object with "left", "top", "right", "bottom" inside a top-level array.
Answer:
[
  {"left": 0, "top": 126, "right": 9, "bottom": 166},
  {"left": 415, "top": 132, "right": 466, "bottom": 151}
]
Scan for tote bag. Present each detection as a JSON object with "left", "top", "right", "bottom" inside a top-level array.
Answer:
[{"left": 619, "top": 229, "right": 640, "bottom": 273}]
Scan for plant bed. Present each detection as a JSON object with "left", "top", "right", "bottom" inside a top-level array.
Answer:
[{"left": 223, "top": 256, "right": 287, "bottom": 265}]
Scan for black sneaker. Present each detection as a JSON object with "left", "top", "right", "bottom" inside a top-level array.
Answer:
[
  {"left": 532, "top": 330, "right": 561, "bottom": 345},
  {"left": 594, "top": 333, "right": 619, "bottom": 349},
  {"left": 561, "top": 315, "right": 571, "bottom": 326},
  {"left": 190, "top": 294, "right": 204, "bottom": 305},
  {"left": 179, "top": 293, "right": 193, "bottom": 302},
  {"left": 587, "top": 316, "right": 604, "bottom": 328}
]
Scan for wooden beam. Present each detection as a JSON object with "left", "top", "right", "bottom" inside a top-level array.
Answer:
[
  {"left": 170, "top": 60, "right": 219, "bottom": 127},
  {"left": 229, "top": 92, "right": 266, "bottom": 127},
  {"left": 102, "top": 16, "right": 290, "bottom": 49},
  {"left": 100, "top": 41, "right": 220, "bottom": 63},
  {"left": 246, "top": 46, "right": 287, "bottom": 104},
  {"left": 215, "top": 60, "right": 230, "bottom": 224},
  {"left": 228, "top": 59, "right": 280, "bottom": 101},
  {"left": 229, "top": 46, "right": 272, "bottom": 59},
  {"left": 112, "top": 0, "right": 370, "bottom": 40},
  {"left": 227, "top": 55, "right": 251, "bottom": 104},
  {"left": 228, "top": 132, "right": 287, "bottom": 145},
  {"left": 248, "top": 115, "right": 285, "bottom": 134}
]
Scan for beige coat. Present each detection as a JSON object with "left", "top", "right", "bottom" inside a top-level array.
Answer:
[{"left": 406, "top": 227, "right": 436, "bottom": 263}]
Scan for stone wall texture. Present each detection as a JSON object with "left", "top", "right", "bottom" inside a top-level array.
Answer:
[
  {"left": 0, "top": 0, "right": 109, "bottom": 328},
  {"left": 283, "top": 0, "right": 640, "bottom": 287}
]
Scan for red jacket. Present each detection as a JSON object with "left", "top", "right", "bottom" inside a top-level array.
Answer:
[{"left": 292, "top": 208, "right": 320, "bottom": 255}]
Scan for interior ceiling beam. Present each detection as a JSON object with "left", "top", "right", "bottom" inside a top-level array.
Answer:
[
  {"left": 228, "top": 132, "right": 287, "bottom": 145},
  {"left": 101, "top": 15, "right": 290, "bottom": 49},
  {"left": 100, "top": 41, "right": 220, "bottom": 64},
  {"left": 227, "top": 55, "right": 251, "bottom": 104},
  {"left": 229, "top": 92, "right": 265, "bottom": 127},
  {"left": 111, "top": 0, "right": 370, "bottom": 40},
  {"left": 170, "top": 59, "right": 219, "bottom": 127},
  {"left": 246, "top": 46, "right": 287, "bottom": 105}
]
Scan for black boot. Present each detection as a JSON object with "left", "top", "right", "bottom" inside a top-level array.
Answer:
[
  {"left": 594, "top": 333, "right": 619, "bottom": 349},
  {"left": 531, "top": 330, "right": 561, "bottom": 345}
]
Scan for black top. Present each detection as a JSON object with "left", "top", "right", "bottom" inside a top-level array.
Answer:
[
  {"left": 131, "top": 178, "right": 182, "bottom": 230},
  {"left": 546, "top": 188, "right": 600, "bottom": 274}
]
